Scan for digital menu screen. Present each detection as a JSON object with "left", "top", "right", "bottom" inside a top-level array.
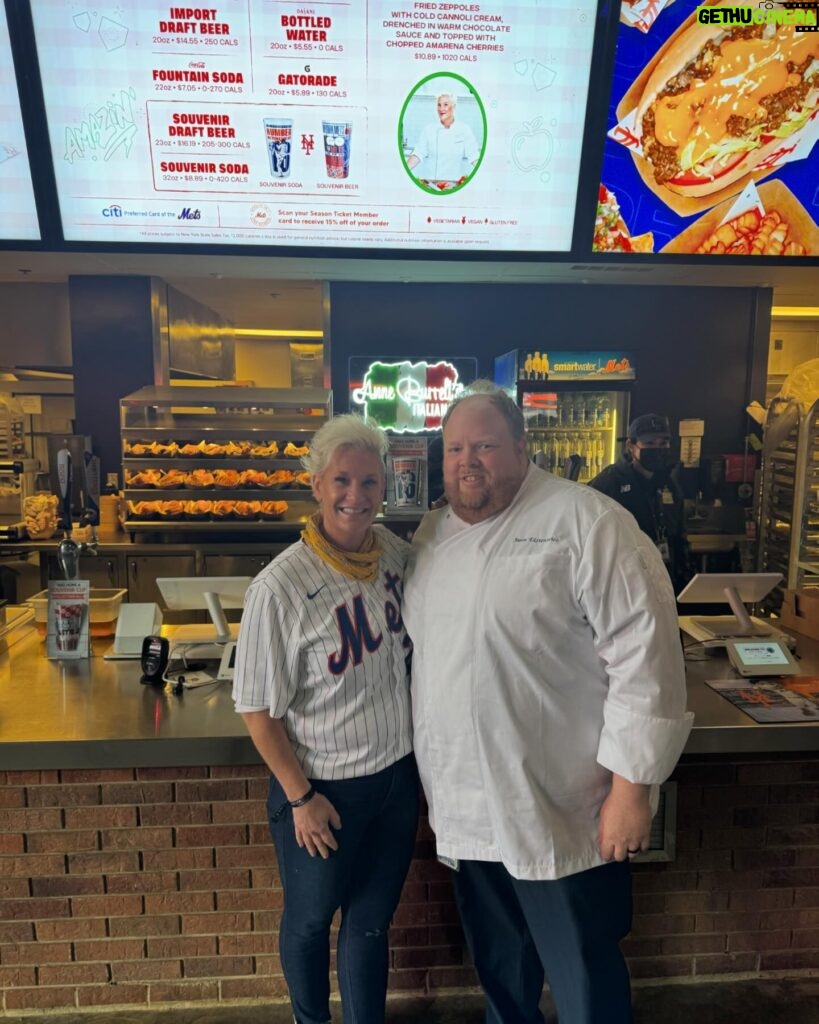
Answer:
[
  {"left": 30, "top": 0, "right": 597, "bottom": 252},
  {"left": 0, "top": 3, "right": 40, "bottom": 240},
  {"left": 594, "top": 1, "right": 819, "bottom": 257}
]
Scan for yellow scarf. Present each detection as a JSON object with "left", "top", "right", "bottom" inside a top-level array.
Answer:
[{"left": 301, "top": 512, "right": 381, "bottom": 582}]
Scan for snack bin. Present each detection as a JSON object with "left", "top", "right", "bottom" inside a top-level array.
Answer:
[{"left": 26, "top": 588, "right": 127, "bottom": 638}]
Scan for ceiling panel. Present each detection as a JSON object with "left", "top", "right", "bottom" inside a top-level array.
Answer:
[{"left": 0, "top": 249, "right": 815, "bottom": 328}]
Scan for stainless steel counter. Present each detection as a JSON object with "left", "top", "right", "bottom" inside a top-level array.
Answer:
[
  {"left": 2, "top": 622, "right": 818, "bottom": 770},
  {"left": 0, "top": 627, "right": 258, "bottom": 769}
]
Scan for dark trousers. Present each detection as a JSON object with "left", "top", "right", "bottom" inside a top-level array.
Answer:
[
  {"left": 267, "top": 754, "right": 419, "bottom": 1024},
  {"left": 453, "top": 859, "right": 633, "bottom": 1024}
]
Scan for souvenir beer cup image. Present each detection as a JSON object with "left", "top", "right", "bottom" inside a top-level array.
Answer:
[
  {"left": 55, "top": 603, "right": 84, "bottom": 651},
  {"left": 263, "top": 117, "right": 293, "bottom": 178},
  {"left": 393, "top": 458, "right": 419, "bottom": 507},
  {"left": 322, "top": 120, "right": 352, "bottom": 178}
]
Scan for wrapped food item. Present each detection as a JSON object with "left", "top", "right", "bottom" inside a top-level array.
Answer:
[
  {"left": 24, "top": 493, "right": 59, "bottom": 539},
  {"left": 159, "top": 500, "right": 185, "bottom": 519},
  {"left": 156, "top": 470, "right": 186, "bottom": 489},
  {"left": 213, "top": 469, "right": 242, "bottom": 488},
  {"left": 268, "top": 469, "right": 296, "bottom": 486},
  {"left": 127, "top": 500, "right": 160, "bottom": 519},
  {"left": 184, "top": 500, "right": 213, "bottom": 520},
  {"left": 211, "top": 500, "right": 235, "bottom": 520},
  {"left": 234, "top": 500, "right": 261, "bottom": 519},
  {"left": 186, "top": 469, "right": 216, "bottom": 488},
  {"left": 294, "top": 471, "right": 312, "bottom": 488},
  {"left": 242, "top": 469, "right": 270, "bottom": 488},
  {"left": 178, "top": 442, "right": 205, "bottom": 457},
  {"left": 284, "top": 441, "right": 310, "bottom": 457},
  {"left": 201, "top": 442, "right": 227, "bottom": 457},
  {"left": 259, "top": 500, "right": 289, "bottom": 520},
  {"left": 223, "top": 440, "right": 251, "bottom": 457},
  {"left": 126, "top": 470, "right": 161, "bottom": 488},
  {"left": 250, "top": 441, "right": 280, "bottom": 457}
]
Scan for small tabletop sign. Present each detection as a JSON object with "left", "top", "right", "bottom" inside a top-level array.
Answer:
[
  {"left": 386, "top": 436, "right": 428, "bottom": 515},
  {"left": 46, "top": 580, "right": 90, "bottom": 660}
]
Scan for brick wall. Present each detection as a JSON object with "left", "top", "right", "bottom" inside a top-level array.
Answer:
[{"left": 1, "top": 756, "right": 818, "bottom": 1012}]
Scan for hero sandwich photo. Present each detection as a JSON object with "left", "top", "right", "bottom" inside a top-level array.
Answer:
[{"left": 636, "top": 0, "right": 818, "bottom": 199}]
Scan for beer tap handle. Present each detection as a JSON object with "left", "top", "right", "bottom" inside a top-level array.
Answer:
[
  {"left": 57, "top": 448, "right": 73, "bottom": 535},
  {"left": 56, "top": 448, "right": 79, "bottom": 580},
  {"left": 82, "top": 452, "right": 101, "bottom": 529}
]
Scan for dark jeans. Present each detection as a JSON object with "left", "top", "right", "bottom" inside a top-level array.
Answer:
[
  {"left": 267, "top": 754, "right": 419, "bottom": 1024},
  {"left": 453, "top": 859, "right": 633, "bottom": 1024}
]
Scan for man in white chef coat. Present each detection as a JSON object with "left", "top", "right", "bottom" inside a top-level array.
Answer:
[{"left": 404, "top": 387, "right": 692, "bottom": 1024}]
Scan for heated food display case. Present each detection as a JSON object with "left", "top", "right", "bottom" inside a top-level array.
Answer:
[
  {"left": 120, "top": 386, "right": 331, "bottom": 531},
  {"left": 757, "top": 396, "right": 819, "bottom": 614}
]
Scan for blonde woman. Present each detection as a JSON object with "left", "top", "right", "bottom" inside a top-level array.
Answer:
[{"left": 233, "top": 414, "right": 417, "bottom": 1024}]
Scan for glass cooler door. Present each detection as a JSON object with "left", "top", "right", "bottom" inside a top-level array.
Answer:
[{"left": 518, "top": 384, "right": 631, "bottom": 482}]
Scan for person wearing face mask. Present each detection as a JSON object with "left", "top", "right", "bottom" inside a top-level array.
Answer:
[{"left": 588, "top": 413, "right": 691, "bottom": 592}]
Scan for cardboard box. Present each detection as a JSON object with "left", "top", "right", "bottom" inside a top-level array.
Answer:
[{"left": 779, "top": 589, "right": 819, "bottom": 642}]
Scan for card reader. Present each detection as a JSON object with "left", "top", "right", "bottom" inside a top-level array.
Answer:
[{"left": 725, "top": 638, "right": 800, "bottom": 678}]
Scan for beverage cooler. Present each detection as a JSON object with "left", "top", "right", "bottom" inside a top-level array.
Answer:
[{"left": 494, "top": 350, "right": 634, "bottom": 483}]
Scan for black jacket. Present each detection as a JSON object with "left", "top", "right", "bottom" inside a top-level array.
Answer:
[{"left": 588, "top": 455, "right": 690, "bottom": 590}]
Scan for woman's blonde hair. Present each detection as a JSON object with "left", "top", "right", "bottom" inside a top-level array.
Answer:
[{"left": 302, "top": 414, "right": 388, "bottom": 477}]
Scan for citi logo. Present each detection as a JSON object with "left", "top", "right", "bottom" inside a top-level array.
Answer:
[
  {"left": 102, "top": 205, "right": 123, "bottom": 218},
  {"left": 178, "top": 208, "right": 201, "bottom": 220}
]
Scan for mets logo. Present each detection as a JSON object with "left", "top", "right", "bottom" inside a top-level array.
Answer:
[{"left": 327, "top": 570, "right": 407, "bottom": 675}]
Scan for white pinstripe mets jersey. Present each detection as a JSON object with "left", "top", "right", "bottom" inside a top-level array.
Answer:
[{"left": 233, "top": 525, "right": 413, "bottom": 780}]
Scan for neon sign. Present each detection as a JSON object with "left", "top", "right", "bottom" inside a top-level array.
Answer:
[{"left": 351, "top": 359, "right": 465, "bottom": 432}]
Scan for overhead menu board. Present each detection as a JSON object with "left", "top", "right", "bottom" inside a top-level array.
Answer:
[
  {"left": 30, "top": 0, "right": 596, "bottom": 252},
  {"left": 0, "top": 3, "right": 40, "bottom": 240},
  {"left": 594, "top": 0, "right": 819, "bottom": 257}
]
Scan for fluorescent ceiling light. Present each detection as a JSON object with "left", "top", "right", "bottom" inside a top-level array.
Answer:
[
  {"left": 771, "top": 307, "right": 819, "bottom": 319},
  {"left": 233, "top": 329, "right": 324, "bottom": 338}
]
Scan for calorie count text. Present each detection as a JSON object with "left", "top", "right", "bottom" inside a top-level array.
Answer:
[
  {"left": 270, "top": 41, "right": 344, "bottom": 52},
  {"left": 154, "top": 82, "right": 245, "bottom": 94},
  {"left": 152, "top": 34, "right": 239, "bottom": 46},
  {"left": 153, "top": 137, "right": 248, "bottom": 149}
]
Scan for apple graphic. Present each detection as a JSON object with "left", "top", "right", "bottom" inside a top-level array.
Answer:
[{"left": 511, "top": 118, "right": 553, "bottom": 174}]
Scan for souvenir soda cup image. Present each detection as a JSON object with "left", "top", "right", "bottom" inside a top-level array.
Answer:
[
  {"left": 393, "top": 458, "right": 420, "bottom": 507},
  {"left": 263, "top": 117, "right": 293, "bottom": 178},
  {"left": 322, "top": 120, "right": 352, "bottom": 179},
  {"left": 55, "top": 603, "right": 83, "bottom": 651}
]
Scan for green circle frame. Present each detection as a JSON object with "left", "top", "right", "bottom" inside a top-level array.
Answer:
[{"left": 398, "top": 73, "right": 487, "bottom": 196}]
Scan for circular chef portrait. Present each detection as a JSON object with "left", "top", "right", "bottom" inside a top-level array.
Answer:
[{"left": 399, "top": 73, "right": 486, "bottom": 195}]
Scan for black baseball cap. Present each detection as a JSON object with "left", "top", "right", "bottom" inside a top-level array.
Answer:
[{"left": 626, "top": 413, "right": 671, "bottom": 443}]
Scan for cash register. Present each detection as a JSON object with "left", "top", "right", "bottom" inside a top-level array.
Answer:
[
  {"left": 677, "top": 571, "right": 796, "bottom": 662},
  {"left": 155, "top": 577, "right": 250, "bottom": 688}
]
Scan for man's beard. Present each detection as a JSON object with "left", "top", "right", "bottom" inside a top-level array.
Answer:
[{"left": 445, "top": 476, "right": 522, "bottom": 524}]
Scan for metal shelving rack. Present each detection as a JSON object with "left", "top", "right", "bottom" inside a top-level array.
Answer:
[
  {"left": 757, "top": 396, "right": 819, "bottom": 614},
  {"left": 119, "top": 386, "right": 331, "bottom": 532}
]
